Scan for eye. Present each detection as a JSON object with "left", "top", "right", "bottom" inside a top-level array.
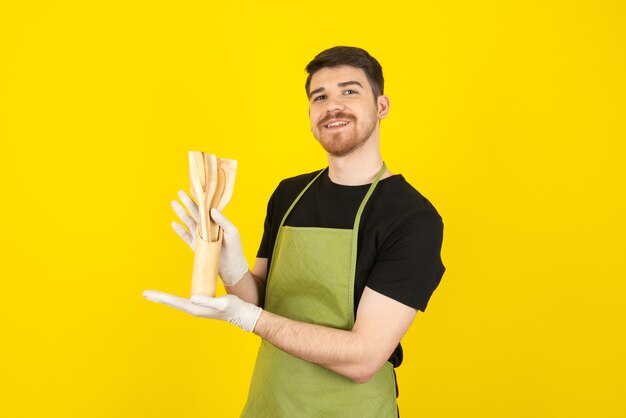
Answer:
[
  {"left": 344, "top": 89, "right": 357, "bottom": 95},
  {"left": 312, "top": 95, "right": 327, "bottom": 102}
]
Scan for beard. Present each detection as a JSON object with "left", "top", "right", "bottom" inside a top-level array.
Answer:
[{"left": 313, "top": 110, "right": 378, "bottom": 157}]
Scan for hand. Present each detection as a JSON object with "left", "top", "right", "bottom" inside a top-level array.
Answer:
[
  {"left": 170, "top": 191, "right": 248, "bottom": 287},
  {"left": 209, "top": 208, "right": 249, "bottom": 287},
  {"left": 171, "top": 190, "right": 199, "bottom": 251},
  {"left": 142, "top": 290, "right": 262, "bottom": 332}
]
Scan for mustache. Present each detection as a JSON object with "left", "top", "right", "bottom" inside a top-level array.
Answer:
[{"left": 319, "top": 112, "right": 355, "bottom": 127}]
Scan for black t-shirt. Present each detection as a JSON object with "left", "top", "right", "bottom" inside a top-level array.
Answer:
[{"left": 257, "top": 169, "right": 445, "bottom": 367}]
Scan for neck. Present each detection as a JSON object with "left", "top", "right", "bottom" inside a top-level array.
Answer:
[{"left": 326, "top": 135, "right": 390, "bottom": 185}]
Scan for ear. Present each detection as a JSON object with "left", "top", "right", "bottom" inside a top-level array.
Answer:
[{"left": 377, "top": 95, "right": 390, "bottom": 120}]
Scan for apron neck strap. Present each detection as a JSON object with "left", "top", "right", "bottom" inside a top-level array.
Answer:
[
  {"left": 352, "top": 162, "right": 387, "bottom": 231},
  {"left": 278, "top": 168, "right": 326, "bottom": 228},
  {"left": 347, "top": 161, "right": 387, "bottom": 326},
  {"left": 278, "top": 162, "right": 388, "bottom": 229}
]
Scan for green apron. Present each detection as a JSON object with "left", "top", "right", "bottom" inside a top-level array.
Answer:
[{"left": 241, "top": 164, "right": 397, "bottom": 418}]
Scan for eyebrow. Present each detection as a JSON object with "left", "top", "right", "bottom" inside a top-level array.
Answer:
[
  {"left": 338, "top": 80, "right": 363, "bottom": 88},
  {"left": 308, "top": 80, "right": 364, "bottom": 98}
]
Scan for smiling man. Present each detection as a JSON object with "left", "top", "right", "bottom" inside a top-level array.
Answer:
[{"left": 144, "top": 46, "right": 445, "bottom": 417}]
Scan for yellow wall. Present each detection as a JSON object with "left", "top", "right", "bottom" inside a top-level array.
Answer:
[{"left": 1, "top": 1, "right": 624, "bottom": 417}]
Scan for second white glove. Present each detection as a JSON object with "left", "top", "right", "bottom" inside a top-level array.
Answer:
[{"left": 210, "top": 208, "right": 249, "bottom": 287}]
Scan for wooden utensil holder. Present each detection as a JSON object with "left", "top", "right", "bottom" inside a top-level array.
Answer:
[{"left": 191, "top": 229, "right": 223, "bottom": 297}]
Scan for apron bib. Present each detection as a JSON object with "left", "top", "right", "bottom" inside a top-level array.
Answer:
[{"left": 241, "top": 164, "right": 397, "bottom": 418}]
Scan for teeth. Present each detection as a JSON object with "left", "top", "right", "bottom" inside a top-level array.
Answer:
[{"left": 326, "top": 120, "right": 349, "bottom": 128}]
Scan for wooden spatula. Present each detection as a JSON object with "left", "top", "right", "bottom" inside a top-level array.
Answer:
[
  {"left": 217, "top": 158, "right": 237, "bottom": 213},
  {"left": 189, "top": 151, "right": 209, "bottom": 240}
]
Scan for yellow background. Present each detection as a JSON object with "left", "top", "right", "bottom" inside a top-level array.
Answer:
[{"left": 1, "top": 1, "right": 624, "bottom": 417}]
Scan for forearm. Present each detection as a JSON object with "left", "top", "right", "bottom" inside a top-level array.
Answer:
[
  {"left": 224, "top": 271, "right": 266, "bottom": 307},
  {"left": 253, "top": 310, "right": 379, "bottom": 383}
]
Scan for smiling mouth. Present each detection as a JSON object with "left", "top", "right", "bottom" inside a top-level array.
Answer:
[{"left": 324, "top": 120, "right": 350, "bottom": 128}]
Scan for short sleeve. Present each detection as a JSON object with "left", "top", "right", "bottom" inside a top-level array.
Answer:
[
  {"left": 365, "top": 211, "right": 445, "bottom": 312},
  {"left": 256, "top": 187, "right": 278, "bottom": 259}
]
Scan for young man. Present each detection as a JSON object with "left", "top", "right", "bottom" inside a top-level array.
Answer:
[{"left": 144, "top": 46, "right": 445, "bottom": 417}]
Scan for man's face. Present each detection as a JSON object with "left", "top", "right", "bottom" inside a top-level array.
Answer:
[{"left": 308, "top": 66, "right": 385, "bottom": 157}]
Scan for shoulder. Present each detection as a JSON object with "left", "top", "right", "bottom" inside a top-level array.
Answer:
[
  {"left": 266, "top": 169, "right": 324, "bottom": 211},
  {"left": 372, "top": 175, "right": 443, "bottom": 227},
  {"left": 276, "top": 170, "right": 322, "bottom": 193},
  {"left": 362, "top": 174, "right": 444, "bottom": 256}
]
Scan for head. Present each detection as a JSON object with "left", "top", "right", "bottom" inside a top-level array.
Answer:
[
  {"left": 305, "top": 46, "right": 384, "bottom": 100},
  {"left": 305, "top": 46, "right": 389, "bottom": 157}
]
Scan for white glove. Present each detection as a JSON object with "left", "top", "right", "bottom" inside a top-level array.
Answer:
[
  {"left": 209, "top": 208, "right": 249, "bottom": 287},
  {"left": 171, "top": 190, "right": 199, "bottom": 251},
  {"left": 142, "top": 290, "right": 262, "bottom": 332},
  {"left": 170, "top": 190, "right": 248, "bottom": 287}
]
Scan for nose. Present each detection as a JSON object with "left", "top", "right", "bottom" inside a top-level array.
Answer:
[{"left": 324, "top": 95, "right": 346, "bottom": 113}]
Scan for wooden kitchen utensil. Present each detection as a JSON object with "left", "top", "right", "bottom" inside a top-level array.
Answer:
[
  {"left": 217, "top": 159, "right": 237, "bottom": 212},
  {"left": 189, "top": 151, "right": 208, "bottom": 240},
  {"left": 209, "top": 167, "right": 226, "bottom": 242},
  {"left": 203, "top": 153, "right": 218, "bottom": 240},
  {"left": 208, "top": 158, "right": 238, "bottom": 241}
]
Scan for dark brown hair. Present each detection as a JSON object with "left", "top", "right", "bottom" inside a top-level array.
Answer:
[{"left": 305, "top": 46, "right": 384, "bottom": 98}]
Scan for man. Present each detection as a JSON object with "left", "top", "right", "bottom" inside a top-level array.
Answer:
[{"left": 144, "top": 46, "right": 445, "bottom": 417}]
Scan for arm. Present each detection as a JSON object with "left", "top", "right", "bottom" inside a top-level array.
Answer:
[
  {"left": 144, "top": 285, "right": 417, "bottom": 383},
  {"left": 254, "top": 286, "right": 417, "bottom": 383},
  {"left": 224, "top": 258, "right": 267, "bottom": 307}
]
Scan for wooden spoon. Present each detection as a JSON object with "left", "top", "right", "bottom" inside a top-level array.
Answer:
[{"left": 203, "top": 153, "right": 218, "bottom": 241}]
